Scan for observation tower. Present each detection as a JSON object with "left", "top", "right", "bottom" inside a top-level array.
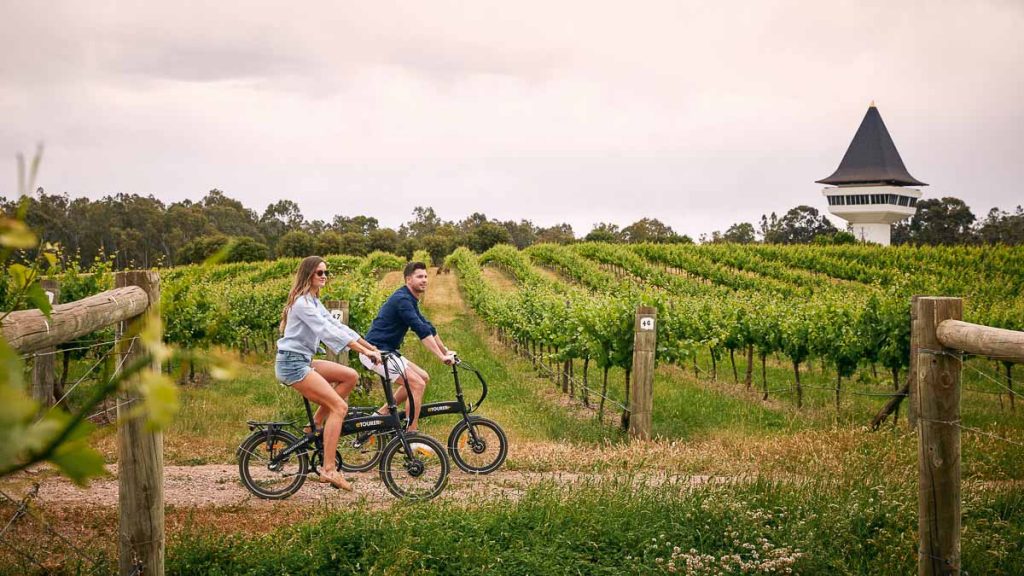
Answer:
[{"left": 817, "top": 104, "right": 927, "bottom": 245}]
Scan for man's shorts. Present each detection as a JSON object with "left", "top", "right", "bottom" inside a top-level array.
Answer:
[{"left": 359, "top": 352, "right": 411, "bottom": 382}]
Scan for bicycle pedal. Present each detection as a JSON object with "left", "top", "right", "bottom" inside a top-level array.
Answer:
[{"left": 354, "top": 431, "right": 377, "bottom": 447}]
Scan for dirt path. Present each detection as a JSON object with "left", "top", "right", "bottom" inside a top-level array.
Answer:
[
  {"left": 481, "top": 265, "right": 518, "bottom": 292},
  {"left": 11, "top": 461, "right": 723, "bottom": 511}
]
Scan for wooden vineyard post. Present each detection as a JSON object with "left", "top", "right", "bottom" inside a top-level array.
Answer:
[
  {"left": 913, "top": 297, "right": 961, "bottom": 576},
  {"left": 908, "top": 295, "right": 921, "bottom": 429},
  {"left": 326, "top": 300, "right": 350, "bottom": 366},
  {"left": 114, "top": 271, "right": 164, "bottom": 576},
  {"left": 562, "top": 300, "right": 570, "bottom": 394},
  {"left": 628, "top": 306, "right": 656, "bottom": 440},
  {"left": 31, "top": 279, "right": 60, "bottom": 406}
]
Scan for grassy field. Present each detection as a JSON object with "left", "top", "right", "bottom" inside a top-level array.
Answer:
[{"left": 2, "top": 268, "right": 1023, "bottom": 574}]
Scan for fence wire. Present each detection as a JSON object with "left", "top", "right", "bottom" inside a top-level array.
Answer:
[
  {"left": 0, "top": 485, "right": 105, "bottom": 574},
  {"left": 962, "top": 361, "right": 1022, "bottom": 401},
  {"left": 28, "top": 337, "right": 138, "bottom": 425},
  {"left": 86, "top": 397, "right": 139, "bottom": 422},
  {"left": 919, "top": 417, "right": 1024, "bottom": 449},
  {"left": 20, "top": 337, "right": 120, "bottom": 361},
  {"left": 513, "top": 341, "right": 629, "bottom": 413}
]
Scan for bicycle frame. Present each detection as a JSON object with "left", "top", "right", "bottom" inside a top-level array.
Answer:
[
  {"left": 358, "top": 356, "right": 489, "bottom": 423},
  {"left": 409, "top": 358, "right": 489, "bottom": 420},
  {"left": 255, "top": 351, "right": 419, "bottom": 470}
]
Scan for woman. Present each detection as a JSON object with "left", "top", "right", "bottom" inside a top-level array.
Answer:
[{"left": 276, "top": 256, "right": 381, "bottom": 491}]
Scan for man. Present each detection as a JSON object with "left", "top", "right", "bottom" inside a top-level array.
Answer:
[{"left": 358, "top": 261, "right": 455, "bottom": 432}]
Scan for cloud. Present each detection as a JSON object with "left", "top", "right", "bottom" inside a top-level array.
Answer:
[{"left": 1, "top": 0, "right": 1022, "bottom": 238}]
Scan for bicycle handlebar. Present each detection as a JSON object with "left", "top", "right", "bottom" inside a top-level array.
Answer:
[{"left": 450, "top": 354, "right": 489, "bottom": 412}]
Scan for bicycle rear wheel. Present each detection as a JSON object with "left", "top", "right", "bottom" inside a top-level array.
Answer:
[
  {"left": 237, "top": 429, "right": 308, "bottom": 500},
  {"left": 379, "top": 432, "right": 449, "bottom": 500}
]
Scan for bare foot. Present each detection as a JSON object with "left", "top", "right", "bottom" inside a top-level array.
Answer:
[{"left": 319, "top": 470, "right": 353, "bottom": 491}]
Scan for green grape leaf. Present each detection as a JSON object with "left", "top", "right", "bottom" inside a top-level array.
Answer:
[
  {"left": 26, "top": 283, "right": 53, "bottom": 316},
  {"left": 0, "top": 218, "right": 37, "bottom": 249},
  {"left": 49, "top": 442, "right": 107, "bottom": 486},
  {"left": 0, "top": 341, "right": 31, "bottom": 419},
  {"left": 139, "top": 371, "right": 179, "bottom": 431},
  {"left": 8, "top": 263, "right": 32, "bottom": 289}
]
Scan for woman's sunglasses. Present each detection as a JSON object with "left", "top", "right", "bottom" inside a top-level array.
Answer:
[{"left": 315, "top": 270, "right": 331, "bottom": 278}]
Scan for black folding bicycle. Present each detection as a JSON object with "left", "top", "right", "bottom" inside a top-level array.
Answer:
[
  {"left": 337, "top": 353, "right": 508, "bottom": 476},
  {"left": 237, "top": 351, "right": 450, "bottom": 500}
]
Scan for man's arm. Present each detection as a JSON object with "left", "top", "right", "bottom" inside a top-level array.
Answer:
[
  {"left": 420, "top": 335, "right": 454, "bottom": 365},
  {"left": 432, "top": 333, "right": 450, "bottom": 355},
  {"left": 348, "top": 339, "right": 381, "bottom": 364},
  {"left": 398, "top": 297, "right": 435, "bottom": 340}
]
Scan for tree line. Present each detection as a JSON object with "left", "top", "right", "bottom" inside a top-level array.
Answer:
[
  {"left": 1, "top": 188, "right": 692, "bottom": 269},
  {"left": 704, "top": 198, "right": 1023, "bottom": 246},
  {"left": 2, "top": 188, "right": 1019, "bottom": 270}
]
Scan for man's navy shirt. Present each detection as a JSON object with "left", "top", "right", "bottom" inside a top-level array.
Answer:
[{"left": 365, "top": 286, "right": 437, "bottom": 352}]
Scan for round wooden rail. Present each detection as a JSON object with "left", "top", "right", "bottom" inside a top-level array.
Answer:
[
  {"left": 936, "top": 319, "right": 1024, "bottom": 364},
  {"left": 1, "top": 286, "right": 149, "bottom": 354}
]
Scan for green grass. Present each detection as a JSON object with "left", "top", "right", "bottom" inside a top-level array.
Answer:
[
  {"left": 167, "top": 476, "right": 1024, "bottom": 575},
  {"left": 651, "top": 366, "right": 798, "bottom": 438}
]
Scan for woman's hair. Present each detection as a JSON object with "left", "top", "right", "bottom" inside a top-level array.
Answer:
[{"left": 279, "top": 256, "right": 325, "bottom": 334}]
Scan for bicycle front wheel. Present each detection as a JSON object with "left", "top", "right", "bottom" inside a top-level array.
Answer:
[
  {"left": 379, "top": 432, "right": 449, "bottom": 500},
  {"left": 447, "top": 417, "right": 508, "bottom": 474},
  {"left": 237, "top": 429, "right": 308, "bottom": 500}
]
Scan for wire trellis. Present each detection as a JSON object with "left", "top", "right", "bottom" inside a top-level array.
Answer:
[
  {"left": 515, "top": 342, "right": 629, "bottom": 413},
  {"left": 0, "top": 485, "right": 105, "bottom": 574},
  {"left": 962, "top": 361, "right": 1022, "bottom": 401},
  {"left": 919, "top": 417, "right": 1024, "bottom": 449},
  {"left": 20, "top": 337, "right": 120, "bottom": 361}
]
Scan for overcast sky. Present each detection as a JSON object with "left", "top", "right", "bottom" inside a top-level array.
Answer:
[{"left": 2, "top": 1, "right": 1022, "bottom": 238}]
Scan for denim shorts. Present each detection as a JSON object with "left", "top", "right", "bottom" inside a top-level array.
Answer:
[{"left": 275, "top": 350, "right": 313, "bottom": 386}]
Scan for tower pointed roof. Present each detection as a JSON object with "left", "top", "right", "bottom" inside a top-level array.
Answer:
[{"left": 817, "top": 105, "right": 927, "bottom": 186}]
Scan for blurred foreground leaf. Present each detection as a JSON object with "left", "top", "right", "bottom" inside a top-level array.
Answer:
[{"left": 0, "top": 217, "right": 36, "bottom": 249}]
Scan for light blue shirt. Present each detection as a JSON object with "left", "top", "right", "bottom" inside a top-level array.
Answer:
[{"left": 276, "top": 294, "right": 360, "bottom": 357}]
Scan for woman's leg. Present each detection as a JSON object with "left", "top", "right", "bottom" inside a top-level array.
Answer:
[
  {"left": 309, "top": 360, "right": 358, "bottom": 428},
  {"left": 292, "top": 369, "right": 349, "bottom": 483}
]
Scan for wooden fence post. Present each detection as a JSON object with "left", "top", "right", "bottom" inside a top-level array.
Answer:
[
  {"left": 326, "top": 300, "right": 350, "bottom": 366},
  {"left": 115, "top": 271, "right": 164, "bottom": 576},
  {"left": 31, "top": 279, "right": 60, "bottom": 406},
  {"left": 913, "top": 297, "right": 961, "bottom": 576},
  {"left": 562, "top": 300, "right": 570, "bottom": 394},
  {"left": 629, "top": 306, "right": 656, "bottom": 440},
  {"left": 908, "top": 295, "right": 921, "bottom": 429}
]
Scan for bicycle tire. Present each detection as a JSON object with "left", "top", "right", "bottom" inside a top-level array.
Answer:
[
  {"left": 339, "top": 431, "right": 387, "bottom": 473},
  {"left": 447, "top": 416, "right": 508, "bottom": 475},
  {"left": 237, "top": 429, "right": 308, "bottom": 500},
  {"left": 310, "top": 445, "right": 346, "bottom": 475},
  {"left": 379, "top": 432, "right": 449, "bottom": 500}
]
